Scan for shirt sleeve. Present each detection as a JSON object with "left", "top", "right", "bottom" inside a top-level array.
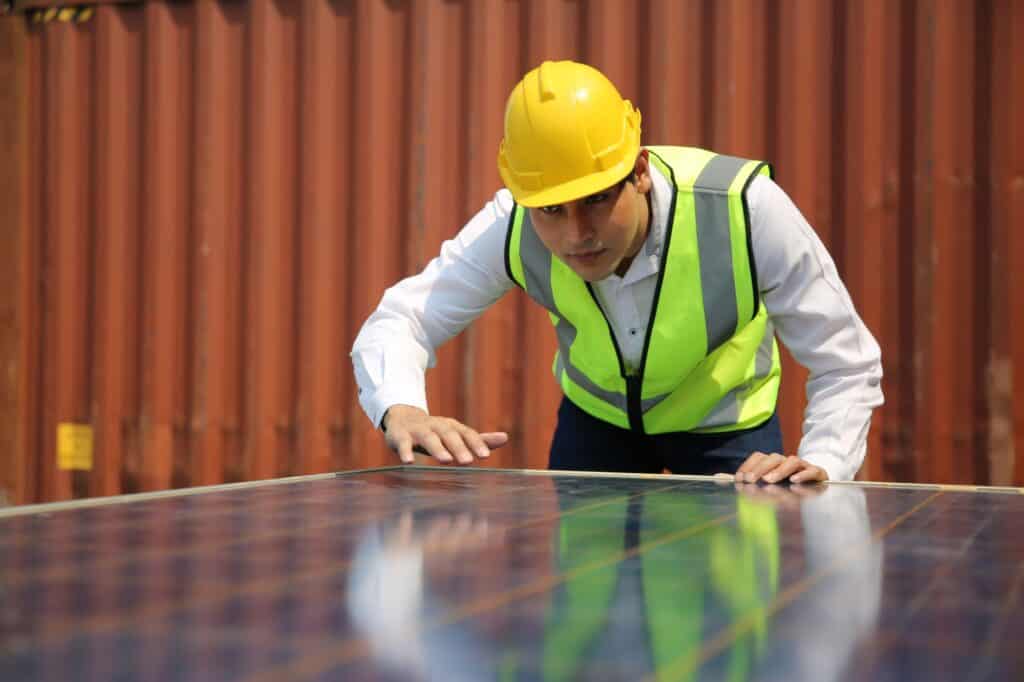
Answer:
[
  {"left": 350, "top": 190, "right": 517, "bottom": 429},
  {"left": 748, "top": 176, "right": 884, "bottom": 481}
]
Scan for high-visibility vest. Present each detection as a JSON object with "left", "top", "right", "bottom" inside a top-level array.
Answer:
[{"left": 505, "top": 146, "right": 782, "bottom": 434}]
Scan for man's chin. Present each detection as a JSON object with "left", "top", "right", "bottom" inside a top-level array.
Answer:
[{"left": 571, "top": 264, "right": 615, "bottom": 283}]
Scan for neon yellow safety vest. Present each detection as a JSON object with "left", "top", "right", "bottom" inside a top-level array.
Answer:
[{"left": 505, "top": 146, "right": 782, "bottom": 434}]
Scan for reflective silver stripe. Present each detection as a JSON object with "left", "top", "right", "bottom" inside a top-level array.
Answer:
[
  {"left": 519, "top": 210, "right": 557, "bottom": 312},
  {"left": 554, "top": 349, "right": 630, "bottom": 411},
  {"left": 755, "top": 318, "right": 775, "bottom": 379},
  {"left": 694, "top": 154, "right": 748, "bottom": 351},
  {"left": 641, "top": 391, "right": 670, "bottom": 412},
  {"left": 522, "top": 211, "right": 629, "bottom": 411},
  {"left": 698, "top": 319, "right": 776, "bottom": 427}
]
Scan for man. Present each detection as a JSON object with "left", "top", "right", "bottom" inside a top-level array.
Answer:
[{"left": 351, "top": 60, "right": 883, "bottom": 483}]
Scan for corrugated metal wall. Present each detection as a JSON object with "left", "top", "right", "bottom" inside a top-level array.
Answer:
[{"left": 1, "top": 0, "right": 1022, "bottom": 504}]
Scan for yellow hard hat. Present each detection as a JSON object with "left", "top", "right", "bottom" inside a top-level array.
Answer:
[{"left": 498, "top": 60, "right": 642, "bottom": 207}]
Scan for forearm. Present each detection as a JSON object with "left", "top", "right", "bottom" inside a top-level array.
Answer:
[
  {"left": 797, "top": 364, "right": 883, "bottom": 481},
  {"left": 749, "top": 176, "right": 884, "bottom": 480},
  {"left": 351, "top": 315, "right": 433, "bottom": 429},
  {"left": 350, "top": 190, "right": 517, "bottom": 430}
]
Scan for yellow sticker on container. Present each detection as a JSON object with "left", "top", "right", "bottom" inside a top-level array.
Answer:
[{"left": 57, "top": 423, "right": 94, "bottom": 471}]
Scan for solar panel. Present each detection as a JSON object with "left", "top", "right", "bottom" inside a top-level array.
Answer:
[{"left": 1, "top": 467, "right": 1021, "bottom": 681}]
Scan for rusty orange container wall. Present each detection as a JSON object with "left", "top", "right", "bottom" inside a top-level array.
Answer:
[{"left": 1, "top": 0, "right": 1022, "bottom": 504}]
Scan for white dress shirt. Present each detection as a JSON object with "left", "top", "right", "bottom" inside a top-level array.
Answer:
[{"left": 351, "top": 162, "right": 883, "bottom": 480}]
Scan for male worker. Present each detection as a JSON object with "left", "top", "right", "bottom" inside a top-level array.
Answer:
[{"left": 351, "top": 60, "right": 883, "bottom": 483}]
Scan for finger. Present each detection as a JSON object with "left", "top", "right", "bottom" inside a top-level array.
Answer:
[
  {"left": 713, "top": 472, "right": 735, "bottom": 485},
  {"left": 747, "top": 453, "right": 787, "bottom": 482},
  {"left": 480, "top": 432, "right": 509, "bottom": 449},
  {"left": 763, "top": 456, "right": 804, "bottom": 484},
  {"left": 790, "top": 466, "right": 828, "bottom": 484},
  {"left": 459, "top": 428, "right": 492, "bottom": 459},
  {"left": 394, "top": 436, "right": 416, "bottom": 465},
  {"left": 736, "top": 452, "right": 767, "bottom": 478},
  {"left": 417, "top": 432, "right": 454, "bottom": 464},
  {"left": 439, "top": 429, "right": 475, "bottom": 465}
]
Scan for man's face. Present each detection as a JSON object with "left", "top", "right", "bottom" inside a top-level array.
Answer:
[{"left": 528, "top": 153, "right": 652, "bottom": 282}]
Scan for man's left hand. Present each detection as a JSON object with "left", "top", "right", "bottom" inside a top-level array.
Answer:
[{"left": 733, "top": 452, "right": 829, "bottom": 484}]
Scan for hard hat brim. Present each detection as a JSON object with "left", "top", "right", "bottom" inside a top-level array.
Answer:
[{"left": 513, "top": 155, "right": 638, "bottom": 208}]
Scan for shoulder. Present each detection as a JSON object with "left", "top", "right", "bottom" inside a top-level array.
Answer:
[
  {"left": 494, "top": 188, "right": 515, "bottom": 216},
  {"left": 457, "top": 188, "right": 516, "bottom": 244},
  {"left": 745, "top": 174, "right": 798, "bottom": 226}
]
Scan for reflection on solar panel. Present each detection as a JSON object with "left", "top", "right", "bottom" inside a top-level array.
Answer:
[{"left": 1, "top": 467, "right": 1022, "bottom": 681}]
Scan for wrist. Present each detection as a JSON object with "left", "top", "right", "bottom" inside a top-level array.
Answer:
[{"left": 380, "top": 404, "right": 425, "bottom": 433}]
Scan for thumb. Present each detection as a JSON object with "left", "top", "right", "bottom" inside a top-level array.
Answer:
[{"left": 480, "top": 432, "right": 509, "bottom": 449}]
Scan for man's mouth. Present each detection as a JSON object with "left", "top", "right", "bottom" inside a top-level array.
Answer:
[{"left": 567, "top": 248, "right": 607, "bottom": 264}]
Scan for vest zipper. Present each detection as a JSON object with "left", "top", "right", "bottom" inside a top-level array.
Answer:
[{"left": 586, "top": 283, "right": 646, "bottom": 433}]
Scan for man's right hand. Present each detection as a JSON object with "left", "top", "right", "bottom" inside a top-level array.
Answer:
[{"left": 382, "top": 405, "right": 509, "bottom": 465}]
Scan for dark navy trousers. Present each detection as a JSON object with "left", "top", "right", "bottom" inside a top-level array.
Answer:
[{"left": 548, "top": 397, "right": 784, "bottom": 475}]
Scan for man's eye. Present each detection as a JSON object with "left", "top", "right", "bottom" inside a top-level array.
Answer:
[
  {"left": 540, "top": 205, "right": 563, "bottom": 215},
  {"left": 584, "top": 193, "right": 609, "bottom": 206}
]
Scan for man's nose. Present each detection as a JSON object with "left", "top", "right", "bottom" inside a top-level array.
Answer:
[{"left": 565, "top": 208, "right": 594, "bottom": 244}]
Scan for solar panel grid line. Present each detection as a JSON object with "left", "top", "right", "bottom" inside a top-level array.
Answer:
[
  {"left": 862, "top": 496, "right": 1021, "bottom": 680},
  {"left": 236, "top": 481, "right": 696, "bottom": 682},
  {"left": 2, "top": 475, "right": 665, "bottom": 655},
  {"left": 2, "top": 480, "right": 551, "bottom": 643},
  {"left": 0, "top": 466, "right": 418, "bottom": 522},
  {"left": 804, "top": 501, "right": 987, "bottom": 680},
  {"left": 856, "top": 639, "right": 1013, "bottom": 682},
  {"left": 0, "top": 471, "right": 345, "bottom": 519},
  {"left": 888, "top": 516, "right": 991, "bottom": 622},
  {"left": 964, "top": 560, "right": 1024, "bottom": 682},
  {"left": 896, "top": 504, "right": 996, "bottom": 618},
  {"left": 0, "top": 479, "right": 546, "bottom": 587},
  {"left": 646, "top": 490, "right": 944, "bottom": 681},
  {"left": 868, "top": 631, "right": 1017, "bottom": 659},
  {"left": 0, "top": 489, "right": 354, "bottom": 556}
]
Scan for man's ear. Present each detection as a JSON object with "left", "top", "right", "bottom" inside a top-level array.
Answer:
[{"left": 634, "top": 149, "right": 652, "bottom": 194}]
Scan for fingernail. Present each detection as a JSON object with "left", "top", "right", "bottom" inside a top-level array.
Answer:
[
  {"left": 476, "top": 448, "right": 490, "bottom": 458},
  {"left": 764, "top": 474, "right": 777, "bottom": 483}
]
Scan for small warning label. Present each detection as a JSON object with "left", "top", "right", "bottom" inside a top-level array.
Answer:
[{"left": 57, "top": 423, "right": 94, "bottom": 471}]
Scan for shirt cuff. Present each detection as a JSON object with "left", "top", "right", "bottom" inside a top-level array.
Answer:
[
  {"left": 800, "top": 451, "right": 853, "bottom": 482},
  {"left": 359, "top": 385, "right": 429, "bottom": 431}
]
